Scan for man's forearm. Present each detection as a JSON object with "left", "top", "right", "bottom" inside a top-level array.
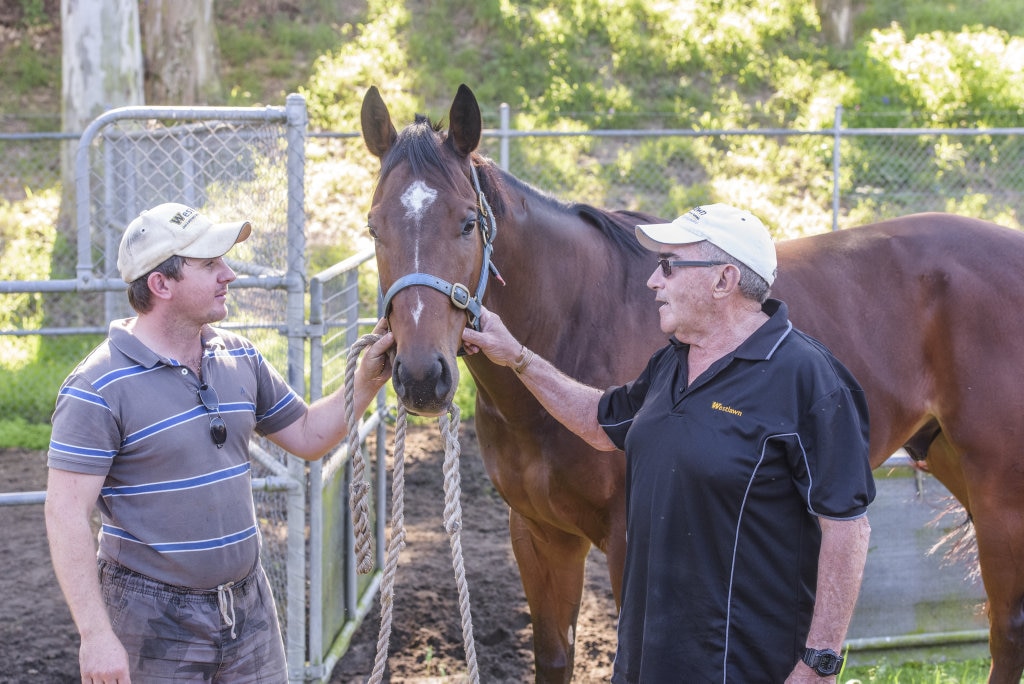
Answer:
[
  {"left": 46, "top": 501, "right": 113, "bottom": 639},
  {"left": 515, "top": 350, "right": 616, "bottom": 451},
  {"left": 46, "top": 470, "right": 133, "bottom": 679},
  {"left": 805, "top": 515, "right": 871, "bottom": 649}
]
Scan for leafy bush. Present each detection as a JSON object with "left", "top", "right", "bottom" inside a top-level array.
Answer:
[{"left": 4, "top": 0, "right": 1024, "bottom": 441}]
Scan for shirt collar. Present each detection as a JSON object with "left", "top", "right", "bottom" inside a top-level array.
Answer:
[
  {"left": 667, "top": 298, "right": 792, "bottom": 361},
  {"left": 732, "top": 298, "right": 792, "bottom": 361},
  {"left": 108, "top": 318, "right": 224, "bottom": 368}
]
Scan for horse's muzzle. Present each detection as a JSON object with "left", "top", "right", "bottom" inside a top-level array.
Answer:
[{"left": 391, "top": 351, "right": 456, "bottom": 417}]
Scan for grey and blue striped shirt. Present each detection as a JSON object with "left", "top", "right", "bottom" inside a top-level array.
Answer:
[{"left": 48, "top": 319, "right": 306, "bottom": 589}]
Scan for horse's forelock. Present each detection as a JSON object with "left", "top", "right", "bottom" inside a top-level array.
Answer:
[
  {"left": 373, "top": 119, "right": 522, "bottom": 228},
  {"left": 379, "top": 118, "right": 460, "bottom": 188}
]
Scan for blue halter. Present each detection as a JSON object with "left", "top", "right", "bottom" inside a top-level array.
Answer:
[{"left": 380, "top": 163, "right": 501, "bottom": 332}]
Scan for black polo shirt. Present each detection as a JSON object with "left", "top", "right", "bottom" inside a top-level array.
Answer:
[{"left": 598, "top": 299, "right": 874, "bottom": 683}]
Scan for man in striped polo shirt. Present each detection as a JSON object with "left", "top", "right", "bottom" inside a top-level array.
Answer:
[{"left": 45, "top": 202, "right": 394, "bottom": 682}]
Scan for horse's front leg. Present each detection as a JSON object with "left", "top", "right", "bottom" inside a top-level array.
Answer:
[{"left": 509, "top": 509, "right": 592, "bottom": 683}]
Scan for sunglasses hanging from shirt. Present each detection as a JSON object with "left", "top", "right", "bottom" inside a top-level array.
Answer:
[{"left": 197, "top": 383, "right": 228, "bottom": 448}]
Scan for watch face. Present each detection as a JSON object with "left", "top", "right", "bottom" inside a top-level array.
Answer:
[{"left": 815, "top": 650, "right": 842, "bottom": 675}]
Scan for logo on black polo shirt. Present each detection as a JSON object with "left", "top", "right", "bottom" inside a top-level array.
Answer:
[{"left": 711, "top": 401, "right": 743, "bottom": 416}]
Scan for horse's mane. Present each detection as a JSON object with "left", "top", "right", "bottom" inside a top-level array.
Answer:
[
  {"left": 379, "top": 115, "right": 653, "bottom": 258},
  {"left": 473, "top": 152, "right": 651, "bottom": 257}
]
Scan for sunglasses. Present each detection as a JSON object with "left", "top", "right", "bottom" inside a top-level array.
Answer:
[
  {"left": 657, "top": 259, "right": 728, "bottom": 278},
  {"left": 197, "top": 383, "right": 228, "bottom": 448}
]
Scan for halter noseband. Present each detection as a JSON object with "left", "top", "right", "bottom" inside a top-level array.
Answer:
[{"left": 380, "top": 163, "right": 501, "bottom": 332}]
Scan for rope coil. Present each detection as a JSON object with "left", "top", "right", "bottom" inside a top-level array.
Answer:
[{"left": 346, "top": 334, "right": 480, "bottom": 683}]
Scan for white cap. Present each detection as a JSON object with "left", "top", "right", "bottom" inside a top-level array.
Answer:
[
  {"left": 117, "top": 202, "right": 252, "bottom": 282},
  {"left": 635, "top": 203, "right": 777, "bottom": 285}
]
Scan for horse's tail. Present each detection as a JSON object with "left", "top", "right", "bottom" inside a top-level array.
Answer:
[{"left": 927, "top": 500, "right": 980, "bottom": 583}]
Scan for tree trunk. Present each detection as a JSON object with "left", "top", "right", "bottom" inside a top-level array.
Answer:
[
  {"left": 57, "top": 0, "right": 143, "bottom": 321},
  {"left": 139, "top": 0, "right": 221, "bottom": 105},
  {"left": 815, "top": 0, "right": 857, "bottom": 50}
]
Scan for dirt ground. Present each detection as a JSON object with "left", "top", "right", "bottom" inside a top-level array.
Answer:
[{"left": 0, "top": 420, "right": 618, "bottom": 683}]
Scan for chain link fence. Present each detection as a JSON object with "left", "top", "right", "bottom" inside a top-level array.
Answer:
[
  {"left": 0, "top": 98, "right": 324, "bottom": 678},
  {"left": 6, "top": 107, "right": 1022, "bottom": 233},
  {"left": 476, "top": 105, "right": 1024, "bottom": 238},
  {"left": 1, "top": 102, "right": 1022, "bottom": 679}
]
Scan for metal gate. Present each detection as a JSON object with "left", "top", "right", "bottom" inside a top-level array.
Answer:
[{"left": 0, "top": 95, "right": 388, "bottom": 682}]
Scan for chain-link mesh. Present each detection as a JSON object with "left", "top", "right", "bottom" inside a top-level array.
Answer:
[
  {"left": 840, "top": 132, "right": 1024, "bottom": 221},
  {"left": 80, "top": 116, "right": 288, "bottom": 285},
  {"left": 3, "top": 111, "right": 1024, "bottom": 678},
  {"left": 251, "top": 437, "right": 298, "bottom": 640},
  {"left": 79, "top": 110, "right": 300, "bottom": 636},
  {"left": 473, "top": 127, "right": 1023, "bottom": 241}
]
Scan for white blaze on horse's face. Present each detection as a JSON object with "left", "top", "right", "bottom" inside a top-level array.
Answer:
[
  {"left": 400, "top": 179, "right": 438, "bottom": 324},
  {"left": 401, "top": 180, "right": 437, "bottom": 226}
]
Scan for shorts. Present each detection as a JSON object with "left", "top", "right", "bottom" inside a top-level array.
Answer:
[{"left": 98, "top": 559, "right": 288, "bottom": 683}]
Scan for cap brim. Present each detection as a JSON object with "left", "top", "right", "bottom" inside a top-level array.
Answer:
[
  {"left": 634, "top": 222, "right": 704, "bottom": 253},
  {"left": 177, "top": 221, "right": 251, "bottom": 259}
]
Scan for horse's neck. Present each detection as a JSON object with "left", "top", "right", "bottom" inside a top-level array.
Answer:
[
  {"left": 480, "top": 203, "right": 663, "bottom": 387},
  {"left": 489, "top": 210, "right": 598, "bottom": 337}
]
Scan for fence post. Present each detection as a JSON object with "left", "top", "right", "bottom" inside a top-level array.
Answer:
[
  {"left": 499, "top": 103, "right": 510, "bottom": 171},
  {"left": 832, "top": 105, "right": 843, "bottom": 231},
  {"left": 284, "top": 92, "right": 310, "bottom": 682}
]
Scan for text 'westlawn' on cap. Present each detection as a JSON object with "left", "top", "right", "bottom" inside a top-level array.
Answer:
[{"left": 117, "top": 202, "right": 252, "bottom": 282}]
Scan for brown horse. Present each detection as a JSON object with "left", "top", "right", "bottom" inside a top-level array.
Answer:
[{"left": 360, "top": 83, "right": 1024, "bottom": 683}]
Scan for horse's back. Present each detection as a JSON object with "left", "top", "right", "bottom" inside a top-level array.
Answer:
[
  {"left": 776, "top": 212, "right": 1024, "bottom": 343},
  {"left": 779, "top": 212, "right": 1024, "bottom": 276}
]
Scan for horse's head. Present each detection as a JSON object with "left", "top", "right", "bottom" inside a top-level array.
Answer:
[{"left": 361, "top": 84, "right": 495, "bottom": 416}]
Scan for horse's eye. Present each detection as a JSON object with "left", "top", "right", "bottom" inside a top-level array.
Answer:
[
  {"left": 461, "top": 218, "right": 477, "bottom": 236},
  {"left": 367, "top": 224, "right": 379, "bottom": 240}
]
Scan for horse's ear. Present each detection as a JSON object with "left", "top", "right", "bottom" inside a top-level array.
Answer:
[
  {"left": 361, "top": 85, "right": 398, "bottom": 160},
  {"left": 446, "top": 83, "right": 482, "bottom": 159}
]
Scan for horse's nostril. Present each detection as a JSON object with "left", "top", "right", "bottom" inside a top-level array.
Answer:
[
  {"left": 435, "top": 356, "right": 453, "bottom": 401},
  {"left": 391, "top": 358, "right": 405, "bottom": 392}
]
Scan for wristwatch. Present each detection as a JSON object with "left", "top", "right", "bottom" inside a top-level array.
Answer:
[{"left": 802, "top": 647, "right": 844, "bottom": 676}]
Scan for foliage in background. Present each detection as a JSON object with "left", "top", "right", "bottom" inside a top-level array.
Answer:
[
  {"left": 294, "top": 0, "right": 1023, "bottom": 237},
  {"left": 0, "top": 189, "right": 73, "bottom": 448},
  {"left": 2, "top": 0, "right": 1023, "bottom": 444}
]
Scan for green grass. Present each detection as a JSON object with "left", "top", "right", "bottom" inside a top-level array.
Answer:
[
  {"left": 216, "top": 0, "right": 359, "bottom": 106},
  {"left": 0, "top": 417, "right": 51, "bottom": 450},
  {"left": 841, "top": 657, "right": 993, "bottom": 683}
]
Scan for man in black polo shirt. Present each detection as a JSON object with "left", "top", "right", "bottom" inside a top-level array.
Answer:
[{"left": 462, "top": 203, "right": 874, "bottom": 682}]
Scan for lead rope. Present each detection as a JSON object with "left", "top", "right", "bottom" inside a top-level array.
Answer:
[
  {"left": 438, "top": 402, "right": 480, "bottom": 683},
  {"left": 345, "top": 334, "right": 480, "bottom": 684}
]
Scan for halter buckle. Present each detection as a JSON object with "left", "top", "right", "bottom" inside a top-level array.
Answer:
[{"left": 450, "top": 283, "right": 471, "bottom": 310}]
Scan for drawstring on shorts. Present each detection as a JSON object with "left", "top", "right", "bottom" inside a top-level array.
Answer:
[{"left": 217, "top": 581, "right": 237, "bottom": 639}]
